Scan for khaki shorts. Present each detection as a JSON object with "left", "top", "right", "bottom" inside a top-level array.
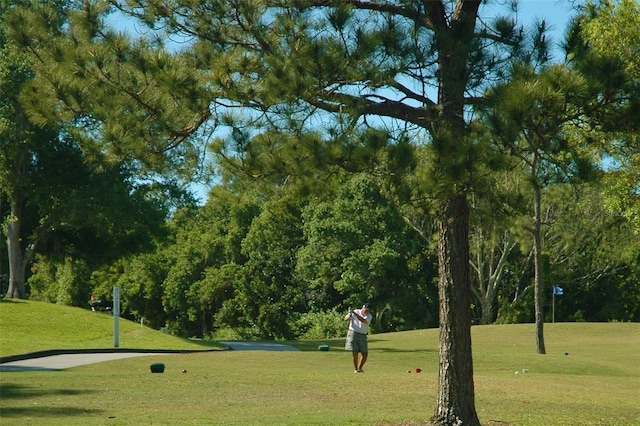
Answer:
[{"left": 345, "top": 330, "right": 368, "bottom": 353}]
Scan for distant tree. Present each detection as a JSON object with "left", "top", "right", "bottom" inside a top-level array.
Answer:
[
  {"left": 577, "top": 0, "right": 640, "bottom": 232},
  {"left": 487, "top": 64, "right": 600, "bottom": 353},
  {"left": 24, "top": 158, "right": 170, "bottom": 306},
  {"left": 297, "top": 173, "right": 437, "bottom": 330},
  {"left": 100, "top": 254, "right": 168, "bottom": 329},
  {"left": 544, "top": 182, "right": 640, "bottom": 322},
  {"left": 153, "top": 191, "right": 258, "bottom": 337},
  {"left": 1, "top": 14, "right": 54, "bottom": 298},
  {"left": 1, "top": 1, "right": 176, "bottom": 301},
  {"left": 469, "top": 207, "right": 518, "bottom": 325},
  {"left": 466, "top": 147, "right": 532, "bottom": 325},
  {"left": 28, "top": 255, "right": 90, "bottom": 306},
  {"left": 582, "top": 0, "right": 640, "bottom": 79},
  {"left": 230, "top": 196, "right": 306, "bottom": 339},
  {"left": 1, "top": 16, "right": 97, "bottom": 299}
]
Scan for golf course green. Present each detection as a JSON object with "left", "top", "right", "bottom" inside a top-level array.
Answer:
[{"left": 1, "top": 299, "right": 638, "bottom": 425}]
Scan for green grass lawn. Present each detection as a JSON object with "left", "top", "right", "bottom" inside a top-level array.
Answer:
[
  {"left": 1, "top": 300, "right": 639, "bottom": 425},
  {"left": 0, "top": 299, "right": 222, "bottom": 356}
]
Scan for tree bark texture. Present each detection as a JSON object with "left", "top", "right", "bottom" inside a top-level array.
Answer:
[
  {"left": 5, "top": 198, "right": 27, "bottom": 299},
  {"left": 429, "top": 2, "right": 481, "bottom": 423},
  {"left": 533, "top": 184, "right": 546, "bottom": 354},
  {"left": 432, "top": 193, "right": 480, "bottom": 425}
]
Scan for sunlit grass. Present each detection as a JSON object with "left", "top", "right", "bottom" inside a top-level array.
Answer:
[
  {"left": 1, "top": 300, "right": 639, "bottom": 425},
  {"left": 0, "top": 299, "right": 223, "bottom": 356}
]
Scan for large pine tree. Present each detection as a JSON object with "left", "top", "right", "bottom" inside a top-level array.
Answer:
[{"left": 7, "top": 1, "right": 552, "bottom": 423}]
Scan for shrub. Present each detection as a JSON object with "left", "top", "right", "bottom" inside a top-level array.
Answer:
[{"left": 292, "top": 308, "right": 347, "bottom": 339}]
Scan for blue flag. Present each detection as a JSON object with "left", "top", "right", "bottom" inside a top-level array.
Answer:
[{"left": 553, "top": 285, "right": 564, "bottom": 296}]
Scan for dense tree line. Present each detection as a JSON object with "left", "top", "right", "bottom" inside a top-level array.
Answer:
[
  {"left": 96, "top": 172, "right": 441, "bottom": 339},
  {"left": 86, "top": 168, "right": 638, "bottom": 339},
  {"left": 2, "top": 1, "right": 638, "bottom": 424}
]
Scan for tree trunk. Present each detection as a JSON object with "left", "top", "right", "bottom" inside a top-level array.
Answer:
[
  {"left": 471, "top": 227, "right": 515, "bottom": 325},
  {"left": 432, "top": 193, "right": 480, "bottom": 426},
  {"left": 429, "top": 3, "right": 481, "bottom": 422},
  {"left": 5, "top": 198, "right": 27, "bottom": 299},
  {"left": 479, "top": 296, "right": 494, "bottom": 325},
  {"left": 533, "top": 184, "right": 546, "bottom": 354}
]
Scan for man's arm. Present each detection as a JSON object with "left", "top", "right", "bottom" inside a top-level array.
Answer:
[
  {"left": 350, "top": 310, "right": 370, "bottom": 324},
  {"left": 344, "top": 307, "right": 353, "bottom": 321}
]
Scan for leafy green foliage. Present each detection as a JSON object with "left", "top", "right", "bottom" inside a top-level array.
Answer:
[
  {"left": 582, "top": 0, "right": 640, "bottom": 79},
  {"left": 1, "top": 1, "right": 175, "bottom": 301},
  {"left": 298, "top": 174, "right": 438, "bottom": 330},
  {"left": 543, "top": 183, "right": 640, "bottom": 322},
  {"left": 4, "top": 0, "right": 212, "bottom": 178},
  {"left": 290, "top": 308, "right": 347, "bottom": 340},
  {"left": 235, "top": 197, "right": 305, "bottom": 339},
  {"left": 107, "top": 254, "right": 169, "bottom": 330},
  {"left": 568, "top": 0, "right": 640, "bottom": 231},
  {"left": 28, "top": 255, "right": 90, "bottom": 306}
]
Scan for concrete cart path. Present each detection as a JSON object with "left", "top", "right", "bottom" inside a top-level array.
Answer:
[
  {"left": 0, "top": 342, "right": 298, "bottom": 372},
  {"left": 0, "top": 352, "right": 171, "bottom": 372}
]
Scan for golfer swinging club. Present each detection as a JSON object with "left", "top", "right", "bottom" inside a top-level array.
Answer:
[{"left": 344, "top": 303, "right": 372, "bottom": 373}]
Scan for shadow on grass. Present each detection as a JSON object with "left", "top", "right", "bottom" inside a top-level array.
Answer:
[
  {"left": 0, "top": 406, "right": 103, "bottom": 418},
  {"left": 337, "top": 337, "right": 437, "bottom": 353},
  {"left": 286, "top": 337, "right": 438, "bottom": 353},
  {"left": 0, "top": 365, "right": 62, "bottom": 372},
  {"left": 0, "top": 383, "right": 103, "bottom": 418},
  {"left": 375, "top": 347, "right": 438, "bottom": 353},
  {"left": 0, "top": 383, "right": 97, "bottom": 399},
  {"left": 0, "top": 299, "right": 23, "bottom": 304},
  {"left": 286, "top": 339, "right": 344, "bottom": 351}
]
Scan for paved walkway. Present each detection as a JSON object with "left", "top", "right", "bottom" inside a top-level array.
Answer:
[
  {"left": 0, "top": 352, "right": 168, "bottom": 372},
  {"left": 0, "top": 342, "right": 298, "bottom": 372}
]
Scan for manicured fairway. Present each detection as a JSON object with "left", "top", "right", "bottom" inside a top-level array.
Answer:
[{"left": 1, "top": 301, "right": 638, "bottom": 425}]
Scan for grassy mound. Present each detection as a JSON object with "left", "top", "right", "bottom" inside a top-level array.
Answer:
[{"left": 0, "top": 299, "right": 222, "bottom": 356}]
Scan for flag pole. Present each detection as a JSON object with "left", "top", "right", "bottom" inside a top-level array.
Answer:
[
  {"left": 113, "top": 285, "right": 120, "bottom": 347},
  {"left": 552, "top": 289, "right": 555, "bottom": 323}
]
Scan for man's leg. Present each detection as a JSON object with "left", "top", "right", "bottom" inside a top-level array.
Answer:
[
  {"left": 352, "top": 350, "right": 360, "bottom": 371},
  {"left": 358, "top": 352, "right": 368, "bottom": 370}
]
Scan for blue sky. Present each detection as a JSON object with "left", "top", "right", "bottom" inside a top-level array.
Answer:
[
  {"left": 105, "top": 2, "right": 580, "bottom": 202},
  {"left": 484, "top": 0, "right": 577, "bottom": 61},
  {"left": 108, "top": 1, "right": 577, "bottom": 58}
]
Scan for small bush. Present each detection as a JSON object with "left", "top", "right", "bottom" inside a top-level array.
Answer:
[{"left": 292, "top": 308, "right": 346, "bottom": 340}]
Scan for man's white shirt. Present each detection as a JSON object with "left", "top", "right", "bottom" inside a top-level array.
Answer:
[{"left": 348, "top": 309, "right": 372, "bottom": 334}]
